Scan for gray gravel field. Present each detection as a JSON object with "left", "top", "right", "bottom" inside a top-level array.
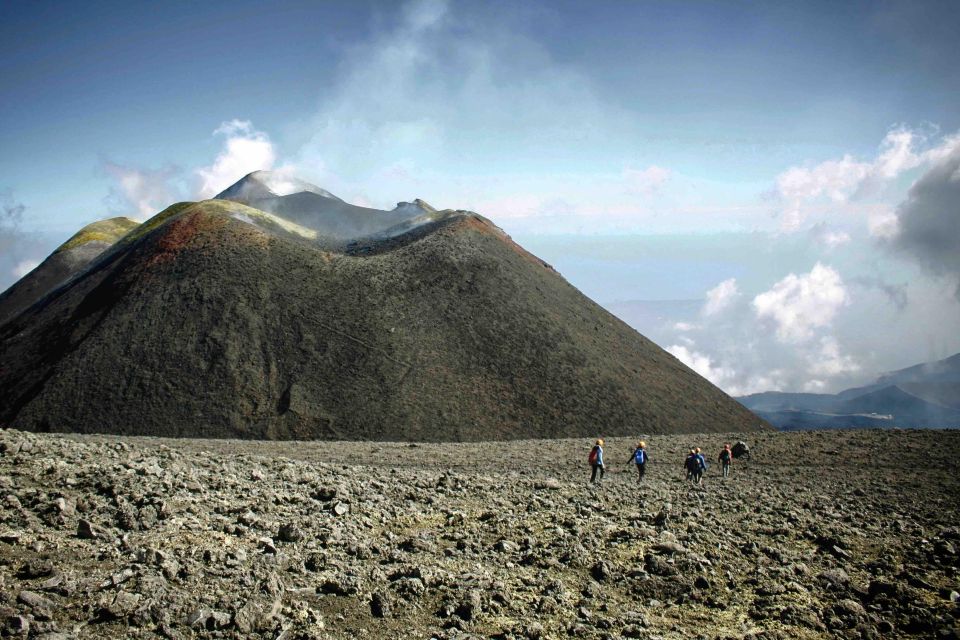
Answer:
[{"left": 1, "top": 428, "right": 959, "bottom": 639}]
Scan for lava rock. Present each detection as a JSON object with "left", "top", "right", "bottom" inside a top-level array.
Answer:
[{"left": 76, "top": 519, "right": 98, "bottom": 539}]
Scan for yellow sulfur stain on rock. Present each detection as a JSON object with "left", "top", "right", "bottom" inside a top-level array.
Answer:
[{"left": 57, "top": 217, "right": 141, "bottom": 252}]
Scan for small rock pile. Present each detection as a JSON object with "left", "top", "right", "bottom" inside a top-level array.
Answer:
[{"left": 0, "top": 428, "right": 958, "bottom": 639}]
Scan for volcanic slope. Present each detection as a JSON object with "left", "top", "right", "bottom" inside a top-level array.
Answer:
[
  {"left": 0, "top": 216, "right": 139, "bottom": 326},
  {"left": 0, "top": 194, "right": 765, "bottom": 440}
]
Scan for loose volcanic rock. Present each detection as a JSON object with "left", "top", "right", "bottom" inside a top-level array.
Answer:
[
  {"left": 277, "top": 523, "right": 304, "bottom": 543},
  {"left": 0, "top": 428, "right": 957, "bottom": 638},
  {"left": 76, "top": 519, "right": 98, "bottom": 540}
]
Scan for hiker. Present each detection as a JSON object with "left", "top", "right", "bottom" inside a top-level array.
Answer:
[
  {"left": 685, "top": 448, "right": 705, "bottom": 485},
  {"left": 627, "top": 440, "right": 649, "bottom": 482},
  {"left": 694, "top": 447, "right": 707, "bottom": 484},
  {"left": 589, "top": 439, "right": 605, "bottom": 484},
  {"left": 718, "top": 443, "right": 733, "bottom": 477},
  {"left": 684, "top": 448, "right": 698, "bottom": 482}
]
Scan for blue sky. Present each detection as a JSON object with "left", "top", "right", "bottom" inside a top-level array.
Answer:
[{"left": 2, "top": 0, "right": 959, "bottom": 394}]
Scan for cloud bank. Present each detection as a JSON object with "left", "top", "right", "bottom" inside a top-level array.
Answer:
[
  {"left": 703, "top": 278, "right": 739, "bottom": 317},
  {"left": 773, "top": 127, "right": 960, "bottom": 231},
  {"left": 282, "top": 0, "right": 681, "bottom": 225},
  {"left": 103, "top": 163, "right": 180, "bottom": 221},
  {"left": 611, "top": 241, "right": 957, "bottom": 396},
  {"left": 890, "top": 145, "right": 960, "bottom": 297},
  {"left": 101, "top": 119, "right": 281, "bottom": 221},
  {"left": 0, "top": 190, "right": 51, "bottom": 294},
  {"left": 753, "top": 263, "right": 848, "bottom": 343},
  {"left": 662, "top": 265, "right": 859, "bottom": 396}
]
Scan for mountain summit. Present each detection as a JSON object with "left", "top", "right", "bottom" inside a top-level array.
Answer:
[
  {"left": 216, "top": 169, "right": 344, "bottom": 202},
  {"left": 0, "top": 177, "right": 766, "bottom": 440},
  {"left": 215, "top": 171, "right": 441, "bottom": 243}
]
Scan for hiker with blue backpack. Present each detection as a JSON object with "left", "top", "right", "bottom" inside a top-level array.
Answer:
[
  {"left": 685, "top": 447, "right": 706, "bottom": 485},
  {"left": 588, "top": 439, "right": 605, "bottom": 484},
  {"left": 627, "top": 440, "right": 649, "bottom": 482},
  {"left": 694, "top": 447, "right": 707, "bottom": 484}
]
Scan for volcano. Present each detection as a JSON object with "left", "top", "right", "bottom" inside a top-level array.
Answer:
[{"left": 0, "top": 173, "right": 766, "bottom": 440}]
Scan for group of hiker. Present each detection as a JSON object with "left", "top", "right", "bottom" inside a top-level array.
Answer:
[{"left": 588, "top": 439, "right": 745, "bottom": 485}]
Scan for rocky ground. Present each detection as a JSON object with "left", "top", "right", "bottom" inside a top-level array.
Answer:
[{"left": 1, "top": 427, "right": 958, "bottom": 639}]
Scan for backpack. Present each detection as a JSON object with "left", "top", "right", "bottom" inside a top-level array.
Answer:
[
  {"left": 588, "top": 447, "right": 598, "bottom": 465},
  {"left": 634, "top": 449, "right": 646, "bottom": 465},
  {"left": 720, "top": 449, "right": 731, "bottom": 463}
]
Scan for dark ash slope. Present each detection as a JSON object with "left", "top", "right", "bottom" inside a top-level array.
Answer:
[{"left": 0, "top": 201, "right": 765, "bottom": 440}]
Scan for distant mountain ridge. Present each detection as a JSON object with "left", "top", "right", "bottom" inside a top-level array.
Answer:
[{"left": 738, "top": 353, "right": 960, "bottom": 429}]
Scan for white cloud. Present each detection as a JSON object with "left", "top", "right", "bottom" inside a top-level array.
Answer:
[
  {"left": 822, "top": 231, "right": 851, "bottom": 248},
  {"left": 772, "top": 127, "right": 957, "bottom": 231},
  {"left": 739, "top": 374, "right": 787, "bottom": 396},
  {"left": 623, "top": 165, "right": 671, "bottom": 194},
  {"left": 666, "top": 342, "right": 786, "bottom": 396},
  {"left": 776, "top": 155, "right": 871, "bottom": 205},
  {"left": 889, "top": 144, "right": 960, "bottom": 297},
  {"left": 286, "top": 0, "right": 655, "bottom": 219},
  {"left": 402, "top": 0, "right": 448, "bottom": 29},
  {"left": 753, "top": 263, "right": 848, "bottom": 342},
  {"left": 810, "top": 224, "right": 851, "bottom": 248},
  {"left": 12, "top": 259, "right": 39, "bottom": 278},
  {"left": 807, "top": 336, "right": 860, "bottom": 377},
  {"left": 103, "top": 163, "right": 179, "bottom": 221},
  {"left": 0, "top": 190, "right": 53, "bottom": 293},
  {"left": 873, "top": 127, "right": 923, "bottom": 178},
  {"left": 666, "top": 344, "right": 735, "bottom": 388},
  {"left": 673, "top": 321, "right": 699, "bottom": 332},
  {"left": 868, "top": 208, "right": 900, "bottom": 239},
  {"left": 702, "top": 278, "right": 739, "bottom": 316},
  {"left": 921, "top": 132, "right": 960, "bottom": 165},
  {"left": 195, "top": 120, "right": 277, "bottom": 199},
  {"left": 100, "top": 119, "right": 278, "bottom": 222}
]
